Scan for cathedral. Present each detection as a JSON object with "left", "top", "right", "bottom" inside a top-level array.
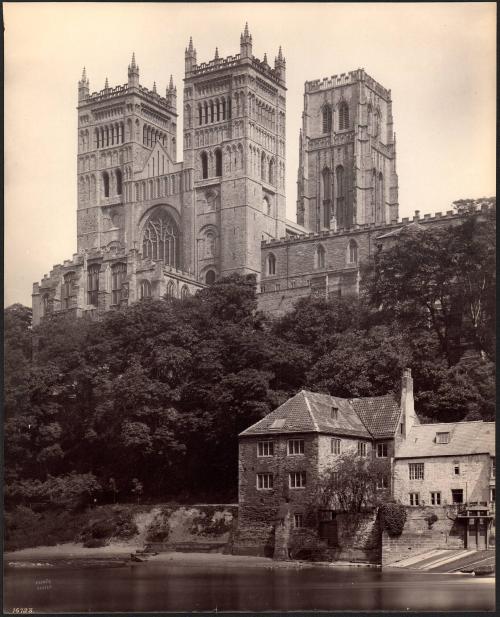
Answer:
[{"left": 33, "top": 24, "right": 465, "bottom": 324}]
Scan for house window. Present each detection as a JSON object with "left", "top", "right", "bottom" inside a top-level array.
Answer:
[
  {"left": 111, "top": 262, "right": 127, "bottom": 305},
  {"left": 409, "top": 492, "right": 420, "bottom": 506},
  {"left": 358, "top": 442, "right": 367, "bottom": 457},
  {"left": 288, "top": 439, "right": 305, "bottom": 455},
  {"left": 453, "top": 463, "right": 460, "bottom": 476},
  {"left": 87, "top": 264, "right": 100, "bottom": 306},
  {"left": 256, "top": 473, "right": 273, "bottom": 490},
  {"left": 293, "top": 514, "right": 304, "bottom": 528},
  {"left": 490, "top": 488, "right": 495, "bottom": 503},
  {"left": 319, "top": 510, "right": 335, "bottom": 521},
  {"left": 430, "top": 492, "right": 441, "bottom": 505},
  {"left": 376, "top": 476, "right": 389, "bottom": 490},
  {"left": 377, "top": 443, "right": 388, "bottom": 458},
  {"left": 436, "top": 432, "right": 450, "bottom": 444},
  {"left": 491, "top": 457, "right": 495, "bottom": 478},
  {"left": 331, "top": 438, "right": 341, "bottom": 455},
  {"left": 451, "top": 489, "right": 464, "bottom": 504},
  {"left": 409, "top": 463, "right": 424, "bottom": 480},
  {"left": 331, "top": 406, "right": 338, "bottom": 421},
  {"left": 258, "top": 441, "right": 274, "bottom": 457},
  {"left": 289, "top": 471, "right": 306, "bottom": 488}
]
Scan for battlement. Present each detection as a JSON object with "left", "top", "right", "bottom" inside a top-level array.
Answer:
[
  {"left": 261, "top": 203, "right": 495, "bottom": 248},
  {"left": 305, "top": 68, "right": 390, "bottom": 99},
  {"left": 189, "top": 53, "right": 284, "bottom": 86},
  {"left": 82, "top": 82, "right": 175, "bottom": 113}
]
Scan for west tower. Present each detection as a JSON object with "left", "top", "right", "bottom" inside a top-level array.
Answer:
[
  {"left": 297, "top": 69, "right": 398, "bottom": 231},
  {"left": 183, "top": 25, "right": 287, "bottom": 283}
]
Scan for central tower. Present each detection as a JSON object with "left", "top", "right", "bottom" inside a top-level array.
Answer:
[{"left": 183, "top": 24, "right": 287, "bottom": 284}]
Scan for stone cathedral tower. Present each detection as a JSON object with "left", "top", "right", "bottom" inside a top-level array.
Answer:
[
  {"left": 183, "top": 24, "right": 287, "bottom": 283},
  {"left": 296, "top": 69, "right": 398, "bottom": 231}
]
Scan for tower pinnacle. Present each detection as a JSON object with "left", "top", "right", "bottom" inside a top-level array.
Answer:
[
  {"left": 78, "top": 66, "right": 89, "bottom": 102},
  {"left": 240, "top": 22, "right": 253, "bottom": 58},
  {"left": 128, "top": 52, "right": 140, "bottom": 86},
  {"left": 153, "top": 81, "right": 157, "bottom": 93},
  {"left": 104, "top": 76, "right": 109, "bottom": 89},
  {"left": 185, "top": 37, "right": 197, "bottom": 74},
  {"left": 214, "top": 47, "right": 219, "bottom": 60}
]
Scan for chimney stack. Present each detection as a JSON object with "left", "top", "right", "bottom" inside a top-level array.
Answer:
[{"left": 400, "top": 368, "right": 418, "bottom": 440}]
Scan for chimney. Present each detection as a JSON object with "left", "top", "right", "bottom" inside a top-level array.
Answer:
[{"left": 400, "top": 368, "right": 417, "bottom": 439}]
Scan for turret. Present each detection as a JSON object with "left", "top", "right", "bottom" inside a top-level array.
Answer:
[
  {"left": 185, "top": 37, "right": 197, "bottom": 75},
  {"left": 166, "top": 74, "right": 177, "bottom": 110},
  {"left": 274, "top": 46, "right": 286, "bottom": 83},
  {"left": 78, "top": 67, "right": 89, "bottom": 102},
  {"left": 128, "top": 52, "right": 140, "bottom": 87},
  {"left": 240, "top": 22, "right": 253, "bottom": 59}
]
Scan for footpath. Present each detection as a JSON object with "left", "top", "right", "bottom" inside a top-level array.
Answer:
[{"left": 388, "top": 548, "right": 495, "bottom": 573}]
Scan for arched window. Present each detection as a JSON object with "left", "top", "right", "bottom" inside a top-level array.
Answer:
[
  {"left": 215, "top": 149, "right": 222, "bottom": 176},
  {"left": 111, "top": 262, "right": 127, "bottom": 305},
  {"left": 268, "top": 159, "right": 275, "bottom": 185},
  {"left": 102, "top": 171, "right": 110, "bottom": 198},
  {"left": 315, "top": 245, "right": 326, "bottom": 269},
  {"left": 115, "top": 169, "right": 122, "bottom": 195},
  {"left": 42, "top": 294, "right": 51, "bottom": 316},
  {"left": 348, "top": 240, "right": 358, "bottom": 264},
  {"left": 140, "top": 280, "right": 152, "bottom": 300},
  {"left": 261, "top": 152, "right": 266, "bottom": 182},
  {"left": 205, "top": 231, "right": 216, "bottom": 258},
  {"left": 335, "top": 165, "right": 345, "bottom": 225},
  {"left": 374, "top": 109, "right": 381, "bottom": 138},
  {"left": 142, "top": 209, "right": 179, "bottom": 267},
  {"left": 205, "top": 270, "right": 216, "bottom": 285},
  {"left": 339, "top": 102, "right": 349, "bottom": 130},
  {"left": 181, "top": 285, "right": 190, "bottom": 300},
  {"left": 377, "top": 172, "right": 384, "bottom": 222},
  {"left": 322, "top": 167, "right": 332, "bottom": 228},
  {"left": 201, "top": 151, "right": 208, "bottom": 179},
  {"left": 165, "top": 280, "right": 175, "bottom": 300},
  {"left": 210, "top": 101, "right": 214, "bottom": 123},
  {"left": 87, "top": 263, "right": 100, "bottom": 306},
  {"left": 263, "top": 196, "right": 271, "bottom": 216},
  {"left": 267, "top": 253, "right": 276, "bottom": 276},
  {"left": 204, "top": 102, "right": 208, "bottom": 124},
  {"left": 322, "top": 105, "right": 332, "bottom": 133},
  {"left": 198, "top": 104, "right": 203, "bottom": 126},
  {"left": 62, "top": 271, "right": 76, "bottom": 309}
]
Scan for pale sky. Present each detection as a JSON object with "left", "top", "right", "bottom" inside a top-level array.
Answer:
[{"left": 4, "top": 2, "right": 496, "bottom": 307}]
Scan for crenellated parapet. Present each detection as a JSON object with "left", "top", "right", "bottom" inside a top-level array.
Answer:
[
  {"left": 305, "top": 68, "right": 390, "bottom": 100},
  {"left": 262, "top": 203, "right": 496, "bottom": 248}
]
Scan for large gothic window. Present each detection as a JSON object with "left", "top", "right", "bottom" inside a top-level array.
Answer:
[
  {"left": 140, "top": 280, "right": 152, "bottom": 300},
  {"left": 322, "top": 106, "right": 332, "bottom": 133},
  {"left": 142, "top": 210, "right": 179, "bottom": 268},
  {"left": 87, "top": 264, "right": 101, "bottom": 306},
  {"left": 111, "top": 262, "right": 127, "bottom": 305},
  {"left": 339, "top": 102, "right": 349, "bottom": 130},
  {"left": 335, "top": 165, "right": 345, "bottom": 226}
]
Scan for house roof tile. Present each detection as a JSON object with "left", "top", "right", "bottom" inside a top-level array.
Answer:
[
  {"left": 395, "top": 421, "right": 495, "bottom": 458},
  {"left": 350, "top": 395, "right": 402, "bottom": 438}
]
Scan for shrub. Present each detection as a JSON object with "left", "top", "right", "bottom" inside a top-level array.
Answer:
[
  {"left": 425, "top": 513, "right": 438, "bottom": 529},
  {"left": 83, "top": 537, "right": 108, "bottom": 548},
  {"left": 145, "top": 513, "right": 170, "bottom": 542},
  {"left": 288, "top": 528, "right": 330, "bottom": 561},
  {"left": 379, "top": 503, "right": 407, "bottom": 536}
]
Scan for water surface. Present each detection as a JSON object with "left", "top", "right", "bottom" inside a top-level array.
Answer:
[{"left": 4, "top": 561, "right": 495, "bottom": 613}]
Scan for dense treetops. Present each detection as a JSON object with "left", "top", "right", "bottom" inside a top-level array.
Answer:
[{"left": 4, "top": 209, "right": 495, "bottom": 506}]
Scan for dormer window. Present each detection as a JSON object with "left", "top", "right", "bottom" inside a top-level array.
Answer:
[
  {"left": 331, "top": 406, "right": 338, "bottom": 421},
  {"left": 436, "top": 432, "right": 450, "bottom": 444}
]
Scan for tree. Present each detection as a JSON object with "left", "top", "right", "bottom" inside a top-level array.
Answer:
[
  {"left": 365, "top": 212, "right": 496, "bottom": 365},
  {"left": 311, "top": 452, "right": 390, "bottom": 514}
]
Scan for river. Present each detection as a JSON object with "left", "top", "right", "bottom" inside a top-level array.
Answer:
[{"left": 4, "top": 561, "right": 495, "bottom": 613}]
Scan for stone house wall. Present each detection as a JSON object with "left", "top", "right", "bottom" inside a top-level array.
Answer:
[
  {"left": 381, "top": 505, "right": 464, "bottom": 566},
  {"left": 393, "top": 454, "right": 493, "bottom": 507}
]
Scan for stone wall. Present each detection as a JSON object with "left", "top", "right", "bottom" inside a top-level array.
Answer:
[{"left": 381, "top": 505, "right": 464, "bottom": 566}]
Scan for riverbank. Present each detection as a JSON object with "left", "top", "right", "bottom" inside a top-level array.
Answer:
[{"left": 5, "top": 542, "right": 380, "bottom": 570}]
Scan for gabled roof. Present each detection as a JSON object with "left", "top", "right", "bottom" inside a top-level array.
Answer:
[
  {"left": 239, "top": 390, "right": 371, "bottom": 438},
  {"left": 350, "top": 395, "right": 402, "bottom": 438},
  {"left": 395, "top": 421, "right": 495, "bottom": 459}
]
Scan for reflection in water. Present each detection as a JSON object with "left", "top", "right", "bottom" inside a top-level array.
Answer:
[{"left": 4, "top": 562, "right": 495, "bottom": 613}]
